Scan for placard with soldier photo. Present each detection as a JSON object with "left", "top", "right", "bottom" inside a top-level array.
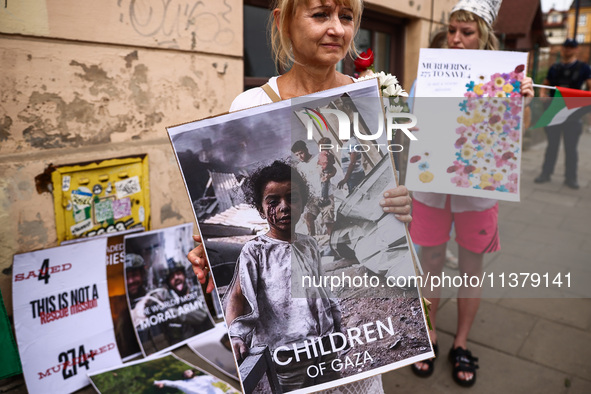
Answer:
[{"left": 123, "top": 223, "right": 215, "bottom": 356}]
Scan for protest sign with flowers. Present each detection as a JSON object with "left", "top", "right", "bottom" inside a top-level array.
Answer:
[{"left": 406, "top": 48, "right": 527, "bottom": 201}]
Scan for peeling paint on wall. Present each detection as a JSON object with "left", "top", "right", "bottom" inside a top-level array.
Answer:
[
  {"left": 161, "top": 203, "right": 184, "bottom": 222},
  {"left": 2, "top": 42, "right": 238, "bottom": 152},
  {"left": 124, "top": 50, "right": 138, "bottom": 68},
  {"left": 70, "top": 60, "right": 118, "bottom": 97},
  {"left": 18, "top": 212, "right": 49, "bottom": 246},
  {"left": 18, "top": 91, "right": 98, "bottom": 148},
  {"left": 0, "top": 115, "right": 12, "bottom": 141}
]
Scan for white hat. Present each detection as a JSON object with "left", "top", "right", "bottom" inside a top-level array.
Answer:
[{"left": 451, "top": 0, "right": 502, "bottom": 27}]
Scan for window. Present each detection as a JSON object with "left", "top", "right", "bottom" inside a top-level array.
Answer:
[
  {"left": 243, "top": 2, "right": 276, "bottom": 90},
  {"left": 579, "top": 14, "right": 587, "bottom": 26},
  {"left": 576, "top": 33, "right": 585, "bottom": 43}
]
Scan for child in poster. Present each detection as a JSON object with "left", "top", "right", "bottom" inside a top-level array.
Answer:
[{"left": 224, "top": 160, "right": 342, "bottom": 392}]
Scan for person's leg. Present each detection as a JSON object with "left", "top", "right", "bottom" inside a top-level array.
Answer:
[
  {"left": 450, "top": 203, "right": 499, "bottom": 386},
  {"left": 420, "top": 244, "right": 447, "bottom": 339},
  {"left": 453, "top": 246, "right": 483, "bottom": 383},
  {"left": 455, "top": 246, "right": 484, "bottom": 345},
  {"left": 413, "top": 243, "right": 446, "bottom": 372},
  {"left": 320, "top": 178, "right": 329, "bottom": 201},
  {"left": 304, "top": 203, "right": 320, "bottom": 236},
  {"left": 563, "top": 122, "right": 583, "bottom": 186},
  {"left": 445, "top": 224, "right": 459, "bottom": 269},
  {"left": 408, "top": 198, "right": 453, "bottom": 374},
  {"left": 304, "top": 212, "right": 316, "bottom": 236},
  {"left": 538, "top": 126, "right": 562, "bottom": 179},
  {"left": 409, "top": 199, "right": 453, "bottom": 374}
]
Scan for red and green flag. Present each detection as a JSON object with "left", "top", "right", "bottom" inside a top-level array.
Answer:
[{"left": 534, "top": 86, "right": 591, "bottom": 128}]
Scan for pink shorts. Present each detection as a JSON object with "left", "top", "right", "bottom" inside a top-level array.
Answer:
[{"left": 409, "top": 197, "right": 500, "bottom": 254}]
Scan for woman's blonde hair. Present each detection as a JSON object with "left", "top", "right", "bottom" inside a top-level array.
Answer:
[
  {"left": 270, "top": 0, "right": 364, "bottom": 71},
  {"left": 449, "top": 9, "right": 499, "bottom": 51}
]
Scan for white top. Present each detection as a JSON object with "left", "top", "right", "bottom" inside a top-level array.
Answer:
[{"left": 230, "top": 76, "right": 280, "bottom": 112}]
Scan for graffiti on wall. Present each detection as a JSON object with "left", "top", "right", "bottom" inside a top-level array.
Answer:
[{"left": 119, "top": 0, "right": 235, "bottom": 50}]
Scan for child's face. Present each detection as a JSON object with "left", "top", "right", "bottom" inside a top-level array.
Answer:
[{"left": 261, "top": 180, "right": 304, "bottom": 241}]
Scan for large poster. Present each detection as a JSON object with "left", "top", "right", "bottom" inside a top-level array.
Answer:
[
  {"left": 12, "top": 238, "right": 122, "bottom": 394},
  {"left": 167, "top": 78, "right": 433, "bottom": 393},
  {"left": 88, "top": 353, "right": 240, "bottom": 393},
  {"left": 124, "top": 223, "right": 215, "bottom": 356},
  {"left": 406, "top": 48, "right": 528, "bottom": 201}
]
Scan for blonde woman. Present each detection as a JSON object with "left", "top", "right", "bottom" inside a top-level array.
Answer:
[
  {"left": 189, "top": 1, "right": 412, "bottom": 392},
  {"left": 410, "top": 0, "right": 533, "bottom": 387}
]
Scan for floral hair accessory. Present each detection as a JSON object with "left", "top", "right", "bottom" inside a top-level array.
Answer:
[{"left": 451, "top": 0, "right": 502, "bottom": 27}]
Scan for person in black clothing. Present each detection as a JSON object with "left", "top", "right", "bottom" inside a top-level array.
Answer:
[{"left": 535, "top": 38, "right": 591, "bottom": 189}]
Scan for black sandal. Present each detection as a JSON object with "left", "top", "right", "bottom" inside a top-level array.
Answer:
[
  {"left": 411, "top": 342, "right": 438, "bottom": 377},
  {"left": 449, "top": 346, "right": 479, "bottom": 387}
]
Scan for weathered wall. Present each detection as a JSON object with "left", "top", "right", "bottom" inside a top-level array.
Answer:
[
  {"left": 0, "top": 0, "right": 241, "bottom": 55},
  {"left": 0, "top": 0, "right": 242, "bottom": 313}
]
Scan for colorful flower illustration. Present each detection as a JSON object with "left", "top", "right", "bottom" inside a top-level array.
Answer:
[
  {"left": 410, "top": 152, "right": 434, "bottom": 183},
  {"left": 451, "top": 65, "right": 524, "bottom": 193},
  {"left": 419, "top": 171, "right": 434, "bottom": 183}
]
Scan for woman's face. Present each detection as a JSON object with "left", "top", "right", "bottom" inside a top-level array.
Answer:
[
  {"left": 288, "top": 0, "right": 355, "bottom": 67},
  {"left": 261, "top": 180, "right": 303, "bottom": 241},
  {"left": 447, "top": 18, "right": 480, "bottom": 50}
]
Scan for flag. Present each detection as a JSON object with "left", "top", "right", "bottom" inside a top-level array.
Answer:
[
  {"left": 534, "top": 86, "right": 591, "bottom": 128},
  {"left": 0, "top": 288, "right": 22, "bottom": 379}
]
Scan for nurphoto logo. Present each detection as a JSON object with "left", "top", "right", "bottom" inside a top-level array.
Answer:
[{"left": 304, "top": 107, "right": 418, "bottom": 142}]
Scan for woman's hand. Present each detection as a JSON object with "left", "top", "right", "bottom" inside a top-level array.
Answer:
[
  {"left": 231, "top": 337, "right": 249, "bottom": 361},
  {"left": 188, "top": 234, "right": 215, "bottom": 293},
  {"left": 520, "top": 76, "right": 534, "bottom": 97},
  {"left": 380, "top": 185, "right": 412, "bottom": 223}
]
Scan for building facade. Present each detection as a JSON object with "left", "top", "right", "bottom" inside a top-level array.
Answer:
[
  {"left": 544, "top": 8, "right": 569, "bottom": 45},
  {"left": 567, "top": 0, "right": 591, "bottom": 44}
]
